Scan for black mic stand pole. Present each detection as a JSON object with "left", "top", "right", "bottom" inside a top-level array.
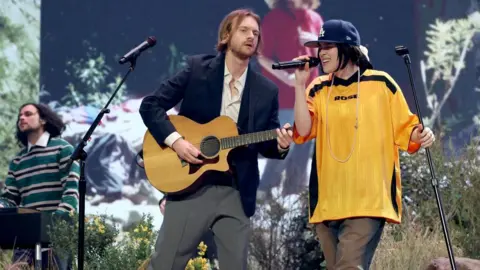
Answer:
[
  {"left": 68, "top": 56, "right": 137, "bottom": 270},
  {"left": 395, "top": 45, "right": 457, "bottom": 270}
]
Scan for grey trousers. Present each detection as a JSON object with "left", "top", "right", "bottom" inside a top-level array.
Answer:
[{"left": 148, "top": 184, "right": 251, "bottom": 270}]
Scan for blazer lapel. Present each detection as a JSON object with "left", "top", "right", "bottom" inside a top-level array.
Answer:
[
  {"left": 205, "top": 53, "right": 226, "bottom": 118},
  {"left": 238, "top": 69, "right": 259, "bottom": 134}
]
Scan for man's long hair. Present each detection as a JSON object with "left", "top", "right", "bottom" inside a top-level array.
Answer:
[
  {"left": 16, "top": 103, "right": 66, "bottom": 147},
  {"left": 216, "top": 9, "right": 262, "bottom": 55}
]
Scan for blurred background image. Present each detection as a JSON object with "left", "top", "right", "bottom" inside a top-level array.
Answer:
[{"left": 1, "top": 0, "right": 480, "bottom": 268}]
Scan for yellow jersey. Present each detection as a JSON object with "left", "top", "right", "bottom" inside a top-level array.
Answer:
[{"left": 293, "top": 69, "right": 421, "bottom": 224}]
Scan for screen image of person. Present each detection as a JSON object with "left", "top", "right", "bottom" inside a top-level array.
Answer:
[{"left": 257, "top": 0, "right": 323, "bottom": 197}]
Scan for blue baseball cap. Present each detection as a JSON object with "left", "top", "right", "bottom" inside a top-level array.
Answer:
[{"left": 304, "top": 19, "right": 361, "bottom": 48}]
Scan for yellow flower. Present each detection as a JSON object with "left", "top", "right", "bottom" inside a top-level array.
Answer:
[
  {"left": 198, "top": 241, "right": 208, "bottom": 254},
  {"left": 141, "top": 225, "right": 148, "bottom": 232},
  {"left": 134, "top": 228, "right": 139, "bottom": 233},
  {"left": 93, "top": 222, "right": 105, "bottom": 234},
  {"left": 94, "top": 216, "right": 101, "bottom": 226},
  {"left": 185, "top": 259, "right": 194, "bottom": 270}
]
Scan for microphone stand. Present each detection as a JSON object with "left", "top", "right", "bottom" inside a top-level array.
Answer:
[
  {"left": 395, "top": 45, "right": 457, "bottom": 270},
  {"left": 68, "top": 56, "right": 137, "bottom": 270}
]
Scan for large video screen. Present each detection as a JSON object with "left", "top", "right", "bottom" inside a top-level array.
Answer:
[{"left": 1, "top": 0, "right": 479, "bottom": 240}]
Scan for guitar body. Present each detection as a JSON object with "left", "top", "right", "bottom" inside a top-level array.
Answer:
[{"left": 142, "top": 115, "right": 239, "bottom": 194}]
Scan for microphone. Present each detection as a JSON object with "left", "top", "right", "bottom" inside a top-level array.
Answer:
[
  {"left": 119, "top": 36, "right": 157, "bottom": 64},
  {"left": 272, "top": 57, "right": 321, "bottom": 70}
]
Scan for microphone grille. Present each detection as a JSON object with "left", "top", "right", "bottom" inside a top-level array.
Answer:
[{"left": 147, "top": 36, "right": 157, "bottom": 46}]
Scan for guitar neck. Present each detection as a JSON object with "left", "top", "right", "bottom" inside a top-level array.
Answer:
[{"left": 220, "top": 129, "right": 278, "bottom": 149}]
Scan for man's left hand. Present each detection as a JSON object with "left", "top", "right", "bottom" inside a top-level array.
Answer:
[
  {"left": 277, "top": 123, "right": 293, "bottom": 150},
  {"left": 411, "top": 124, "right": 435, "bottom": 148}
]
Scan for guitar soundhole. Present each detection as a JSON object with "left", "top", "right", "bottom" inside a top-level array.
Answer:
[{"left": 200, "top": 136, "right": 221, "bottom": 158}]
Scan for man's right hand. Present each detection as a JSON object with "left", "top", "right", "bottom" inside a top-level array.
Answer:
[
  {"left": 172, "top": 138, "right": 203, "bottom": 164},
  {"left": 293, "top": 55, "right": 311, "bottom": 89}
]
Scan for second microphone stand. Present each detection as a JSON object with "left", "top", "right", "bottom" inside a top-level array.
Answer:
[{"left": 395, "top": 45, "right": 457, "bottom": 270}]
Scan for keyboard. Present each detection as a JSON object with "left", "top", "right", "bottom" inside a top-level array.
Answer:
[{"left": 0, "top": 208, "right": 53, "bottom": 249}]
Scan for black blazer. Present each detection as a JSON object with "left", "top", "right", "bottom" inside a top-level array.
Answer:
[{"left": 139, "top": 52, "right": 288, "bottom": 217}]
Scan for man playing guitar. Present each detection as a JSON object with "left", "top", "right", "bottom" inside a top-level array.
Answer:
[{"left": 140, "top": 8, "right": 293, "bottom": 270}]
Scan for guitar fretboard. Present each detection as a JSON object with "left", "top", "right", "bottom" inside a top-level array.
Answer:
[{"left": 220, "top": 129, "right": 278, "bottom": 149}]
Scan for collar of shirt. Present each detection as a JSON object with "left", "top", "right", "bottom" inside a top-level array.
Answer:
[
  {"left": 27, "top": 131, "right": 50, "bottom": 152},
  {"left": 224, "top": 61, "right": 248, "bottom": 95}
]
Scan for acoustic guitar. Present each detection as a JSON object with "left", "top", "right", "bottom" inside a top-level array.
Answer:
[{"left": 142, "top": 115, "right": 288, "bottom": 194}]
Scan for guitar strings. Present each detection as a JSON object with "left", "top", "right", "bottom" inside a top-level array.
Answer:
[{"left": 186, "top": 129, "right": 278, "bottom": 151}]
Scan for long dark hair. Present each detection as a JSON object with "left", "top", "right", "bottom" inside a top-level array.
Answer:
[
  {"left": 318, "top": 43, "right": 373, "bottom": 74},
  {"left": 16, "top": 103, "right": 66, "bottom": 147}
]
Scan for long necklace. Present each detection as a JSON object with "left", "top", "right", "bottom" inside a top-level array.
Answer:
[{"left": 325, "top": 70, "right": 361, "bottom": 163}]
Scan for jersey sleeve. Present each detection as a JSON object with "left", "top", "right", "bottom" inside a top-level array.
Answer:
[
  {"left": 385, "top": 73, "right": 421, "bottom": 153},
  {"left": 293, "top": 79, "right": 322, "bottom": 144}
]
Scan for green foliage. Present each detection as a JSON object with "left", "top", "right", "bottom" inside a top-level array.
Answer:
[
  {"left": 43, "top": 213, "right": 217, "bottom": 270},
  {"left": 86, "top": 214, "right": 157, "bottom": 270},
  {"left": 249, "top": 190, "right": 323, "bottom": 270},
  {"left": 416, "top": 13, "right": 480, "bottom": 259},
  {"left": 48, "top": 213, "right": 119, "bottom": 264},
  {"left": 46, "top": 213, "right": 158, "bottom": 270},
  {"left": 420, "top": 13, "right": 480, "bottom": 129},
  {"left": 423, "top": 17, "right": 477, "bottom": 83},
  {"left": 399, "top": 137, "right": 480, "bottom": 258},
  {"left": 281, "top": 193, "right": 325, "bottom": 270},
  {"left": 61, "top": 42, "right": 128, "bottom": 108},
  {"left": 0, "top": 1, "right": 40, "bottom": 182},
  {"left": 265, "top": 136, "right": 480, "bottom": 268},
  {"left": 59, "top": 41, "right": 188, "bottom": 110}
]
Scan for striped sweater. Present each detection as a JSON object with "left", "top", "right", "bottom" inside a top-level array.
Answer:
[{"left": 0, "top": 137, "right": 80, "bottom": 215}]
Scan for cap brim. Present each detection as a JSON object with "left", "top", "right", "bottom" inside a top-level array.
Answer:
[{"left": 304, "top": 40, "right": 343, "bottom": 48}]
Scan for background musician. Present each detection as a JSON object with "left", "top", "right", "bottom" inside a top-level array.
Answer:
[{"left": 0, "top": 103, "right": 79, "bottom": 270}]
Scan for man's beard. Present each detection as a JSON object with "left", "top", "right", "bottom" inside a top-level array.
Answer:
[
  {"left": 231, "top": 45, "right": 254, "bottom": 60},
  {"left": 20, "top": 126, "right": 40, "bottom": 136}
]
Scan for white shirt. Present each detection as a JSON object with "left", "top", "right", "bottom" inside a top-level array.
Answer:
[
  {"left": 164, "top": 61, "right": 248, "bottom": 147},
  {"left": 27, "top": 131, "right": 50, "bottom": 152}
]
